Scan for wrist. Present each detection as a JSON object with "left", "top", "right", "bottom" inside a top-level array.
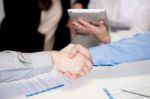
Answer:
[
  {"left": 49, "top": 51, "right": 59, "bottom": 70},
  {"left": 90, "top": 28, "right": 110, "bottom": 43},
  {"left": 95, "top": 33, "right": 111, "bottom": 43}
]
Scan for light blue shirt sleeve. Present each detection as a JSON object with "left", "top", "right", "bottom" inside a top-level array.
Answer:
[
  {"left": 89, "top": 33, "right": 150, "bottom": 66},
  {"left": 0, "top": 51, "right": 53, "bottom": 82}
]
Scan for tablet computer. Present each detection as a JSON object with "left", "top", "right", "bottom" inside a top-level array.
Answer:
[{"left": 68, "top": 9, "right": 109, "bottom": 28}]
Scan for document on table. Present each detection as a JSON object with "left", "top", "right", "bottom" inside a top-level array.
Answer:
[
  {"left": 0, "top": 70, "right": 73, "bottom": 99},
  {"left": 108, "top": 78, "right": 150, "bottom": 99}
]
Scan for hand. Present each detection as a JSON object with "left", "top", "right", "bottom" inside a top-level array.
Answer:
[
  {"left": 69, "top": 44, "right": 91, "bottom": 60},
  {"left": 67, "top": 2, "right": 84, "bottom": 36},
  {"left": 67, "top": 18, "right": 77, "bottom": 36},
  {"left": 72, "top": 19, "right": 111, "bottom": 43},
  {"left": 68, "top": 44, "right": 93, "bottom": 73},
  {"left": 50, "top": 44, "right": 92, "bottom": 79}
]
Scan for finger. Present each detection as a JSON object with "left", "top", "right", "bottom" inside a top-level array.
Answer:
[
  {"left": 73, "top": 21, "right": 86, "bottom": 32},
  {"left": 78, "top": 19, "right": 94, "bottom": 28},
  {"left": 99, "top": 20, "right": 107, "bottom": 29},
  {"left": 63, "top": 72, "right": 81, "bottom": 79},
  {"left": 69, "top": 44, "right": 91, "bottom": 61},
  {"left": 65, "top": 43, "right": 74, "bottom": 50},
  {"left": 78, "top": 59, "right": 92, "bottom": 76},
  {"left": 69, "top": 44, "right": 81, "bottom": 58},
  {"left": 69, "top": 49, "right": 79, "bottom": 58},
  {"left": 70, "top": 74, "right": 81, "bottom": 80},
  {"left": 64, "top": 72, "right": 72, "bottom": 78},
  {"left": 70, "top": 25, "right": 77, "bottom": 36},
  {"left": 85, "top": 59, "right": 93, "bottom": 70},
  {"left": 79, "top": 70, "right": 86, "bottom": 77},
  {"left": 82, "top": 66, "right": 91, "bottom": 74},
  {"left": 81, "top": 60, "right": 92, "bottom": 75},
  {"left": 61, "top": 43, "right": 74, "bottom": 52},
  {"left": 72, "top": 21, "right": 81, "bottom": 28},
  {"left": 99, "top": 20, "right": 105, "bottom": 25},
  {"left": 58, "top": 70, "right": 65, "bottom": 75},
  {"left": 66, "top": 18, "right": 72, "bottom": 28},
  {"left": 78, "top": 19, "right": 91, "bottom": 28},
  {"left": 78, "top": 45, "right": 91, "bottom": 59}
]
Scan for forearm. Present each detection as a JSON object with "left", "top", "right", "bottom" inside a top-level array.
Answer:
[
  {"left": 93, "top": 31, "right": 111, "bottom": 44},
  {"left": 0, "top": 51, "right": 52, "bottom": 82},
  {"left": 89, "top": 33, "right": 150, "bottom": 66}
]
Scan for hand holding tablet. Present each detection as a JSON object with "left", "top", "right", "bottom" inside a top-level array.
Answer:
[
  {"left": 68, "top": 9, "right": 111, "bottom": 43},
  {"left": 67, "top": 9, "right": 109, "bottom": 27}
]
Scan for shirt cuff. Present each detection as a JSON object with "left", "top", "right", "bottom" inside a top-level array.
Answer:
[
  {"left": 89, "top": 46, "right": 106, "bottom": 66},
  {"left": 29, "top": 51, "right": 53, "bottom": 76}
]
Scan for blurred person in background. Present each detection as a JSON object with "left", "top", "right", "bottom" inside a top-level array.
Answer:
[
  {"left": 71, "top": 0, "right": 150, "bottom": 48},
  {"left": 0, "top": 0, "right": 47, "bottom": 52},
  {"left": 0, "top": 0, "right": 89, "bottom": 52}
]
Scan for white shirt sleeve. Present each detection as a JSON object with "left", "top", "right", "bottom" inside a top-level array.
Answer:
[
  {"left": 110, "top": 0, "right": 150, "bottom": 42},
  {"left": 0, "top": 51, "right": 53, "bottom": 82}
]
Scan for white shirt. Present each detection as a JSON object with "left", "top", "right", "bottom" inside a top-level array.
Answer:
[
  {"left": 89, "top": 0, "right": 150, "bottom": 42},
  {"left": 38, "top": 0, "right": 62, "bottom": 50},
  {"left": 0, "top": 51, "right": 52, "bottom": 82}
]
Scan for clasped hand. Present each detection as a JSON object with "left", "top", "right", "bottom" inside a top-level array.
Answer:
[{"left": 50, "top": 44, "right": 93, "bottom": 79}]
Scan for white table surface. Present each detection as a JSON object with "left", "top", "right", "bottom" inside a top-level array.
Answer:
[{"left": 28, "top": 60, "right": 150, "bottom": 99}]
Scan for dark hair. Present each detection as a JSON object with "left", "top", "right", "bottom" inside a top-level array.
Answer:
[{"left": 38, "top": 0, "right": 52, "bottom": 11}]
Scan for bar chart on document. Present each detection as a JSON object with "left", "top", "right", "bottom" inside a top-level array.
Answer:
[{"left": 0, "top": 70, "right": 73, "bottom": 99}]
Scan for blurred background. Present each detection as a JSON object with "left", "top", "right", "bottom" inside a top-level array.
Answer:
[{"left": 0, "top": 0, "right": 150, "bottom": 52}]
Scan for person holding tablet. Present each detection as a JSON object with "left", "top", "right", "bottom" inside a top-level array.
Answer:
[{"left": 71, "top": 0, "right": 150, "bottom": 46}]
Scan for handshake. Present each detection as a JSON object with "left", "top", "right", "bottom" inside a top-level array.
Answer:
[{"left": 50, "top": 44, "right": 93, "bottom": 79}]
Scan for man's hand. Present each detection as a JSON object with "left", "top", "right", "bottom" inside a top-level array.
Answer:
[
  {"left": 69, "top": 44, "right": 91, "bottom": 60},
  {"left": 68, "top": 44, "right": 93, "bottom": 78},
  {"left": 50, "top": 44, "right": 92, "bottom": 79}
]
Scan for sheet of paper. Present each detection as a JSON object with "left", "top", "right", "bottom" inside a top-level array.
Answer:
[
  {"left": 0, "top": 70, "right": 73, "bottom": 99},
  {"left": 1, "top": 60, "right": 150, "bottom": 99},
  {"left": 108, "top": 77, "right": 150, "bottom": 99}
]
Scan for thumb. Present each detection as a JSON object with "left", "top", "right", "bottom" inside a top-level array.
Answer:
[
  {"left": 99, "top": 20, "right": 108, "bottom": 31},
  {"left": 61, "top": 43, "right": 74, "bottom": 52},
  {"left": 99, "top": 20, "right": 105, "bottom": 27}
]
